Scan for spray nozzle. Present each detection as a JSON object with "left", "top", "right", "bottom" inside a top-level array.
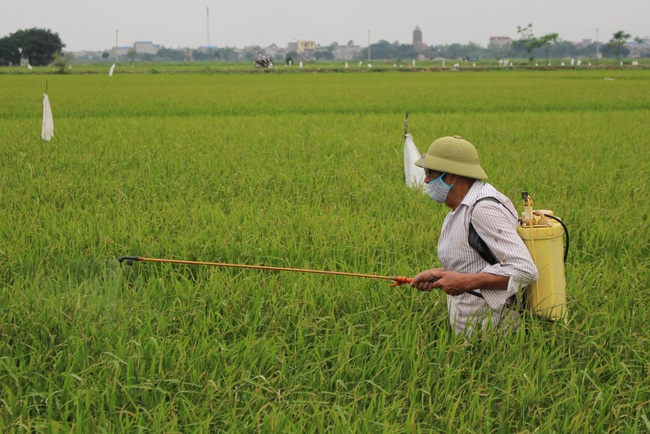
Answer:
[
  {"left": 118, "top": 256, "right": 139, "bottom": 266},
  {"left": 521, "top": 191, "right": 535, "bottom": 224}
]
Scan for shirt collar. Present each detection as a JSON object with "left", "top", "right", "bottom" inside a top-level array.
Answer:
[{"left": 458, "top": 180, "right": 486, "bottom": 210}]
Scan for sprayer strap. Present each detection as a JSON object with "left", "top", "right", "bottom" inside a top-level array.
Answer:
[
  {"left": 468, "top": 196, "right": 518, "bottom": 307},
  {"left": 468, "top": 197, "right": 515, "bottom": 265}
]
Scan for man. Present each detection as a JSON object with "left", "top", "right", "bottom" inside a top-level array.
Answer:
[{"left": 410, "top": 135, "right": 538, "bottom": 335}]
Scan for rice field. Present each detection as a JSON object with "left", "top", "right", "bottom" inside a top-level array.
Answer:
[{"left": 0, "top": 69, "right": 649, "bottom": 432}]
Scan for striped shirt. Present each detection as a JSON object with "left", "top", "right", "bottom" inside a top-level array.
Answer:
[{"left": 437, "top": 181, "right": 538, "bottom": 334}]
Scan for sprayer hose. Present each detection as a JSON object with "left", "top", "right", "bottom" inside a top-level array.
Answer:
[{"left": 543, "top": 214, "right": 569, "bottom": 263}]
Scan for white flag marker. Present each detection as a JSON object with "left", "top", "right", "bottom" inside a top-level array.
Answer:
[
  {"left": 404, "top": 133, "right": 425, "bottom": 191},
  {"left": 41, "top": 93, "right": 54, "bottom": 141}
]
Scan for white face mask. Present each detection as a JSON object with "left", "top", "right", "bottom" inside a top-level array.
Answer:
[{"left": 427, "top": 173, "right": 452, "bottom": 203}]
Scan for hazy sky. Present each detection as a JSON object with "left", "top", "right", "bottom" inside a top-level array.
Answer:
[{"left": 3, "top": 0, "right": 648, "bottom": 52}]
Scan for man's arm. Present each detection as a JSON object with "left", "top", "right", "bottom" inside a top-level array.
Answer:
[
  {"left": 411, "top": 269, "right": 509, "bottom": 296},
  {"left": 471, "top": 201, "right": 538, "bottom": 308}
]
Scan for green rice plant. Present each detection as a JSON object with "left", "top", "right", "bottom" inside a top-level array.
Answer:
[{"left": 0, "top": 69, "right": 648, "bottom": 432}]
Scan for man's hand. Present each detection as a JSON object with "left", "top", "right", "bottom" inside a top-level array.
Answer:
[
  {"left": 410, "top": 269, "right": 472, "bottom": 296},
  {"left": 433, "top": 270, "right": 473, "bottom": 296},
  {"left": 410, "top": 268, "right": 444, "bottom": 292}
]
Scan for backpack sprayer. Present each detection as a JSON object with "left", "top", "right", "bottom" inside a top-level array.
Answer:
[
  {"left": 467, "top": 192, "right": 569, "bottom": 321},
  {"left": 516, "top": 192, "right": 569, "bottom": 321}
]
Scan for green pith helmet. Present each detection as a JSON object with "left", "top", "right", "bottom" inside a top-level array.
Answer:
[{"left": 414, "top": 135, "right": 488, "bottom": 180}]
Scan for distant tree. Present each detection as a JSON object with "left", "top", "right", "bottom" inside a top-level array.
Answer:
[
  {"left": 435, "top": 42, "right": 484, "bottom": 60},
  {"left": 102, "top": 50, "right": 110, "bottom": 60},
  {"left": 0, "top": 36, "right": 19, "bottom": 66},
  {"left": 53, "top": 52, "right": 73, "bottom": 74},
  {"left": 609, "top": 30, "right": 631, "bottom": 59},
  {"left": 513, "top": 23, "right": 542, "bottom": 62},
  {"left": 369, "top": 39, "right": 392, "bottom": 59},
  {"left": 366, "top": 40, "right": 417, "bottom": 60},
  {"left": 547, "top": 40, "right": 580, "bottom": 59},
  {"left": 9, "top": 28, "right": 64, "bottom": 66},
  {"left": 157, "top": 47, "right": 185, "bottom": 61},
  {"left": 192, "top": 49, "right": 215, "bottom": 61},
  {"left": 314, "top": 49, "right": 333, "bottom": 61},
  {"left": 127, "top": 48, "right": 138, "bottom": 62},
  {"left": 285, "top": 51, "right": 298, "bottom": 63},
  {"left": 539, "top": 33, "right": 559, "bottom": 64},
  {"left": 244, "top": 51, "right": 256, "bottom": 62},
  {"left": 214, "top": 47, "right": 237, "bottom": 62},
  {"left": 485, "top": 40, "right": 511, "bottom": 60}
]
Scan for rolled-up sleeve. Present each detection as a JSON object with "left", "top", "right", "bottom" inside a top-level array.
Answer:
[{"left": 471, "top": 202, "right": 538, "bottom": 310}]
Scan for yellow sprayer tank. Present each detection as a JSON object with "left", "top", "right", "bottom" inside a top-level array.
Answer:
[{"left": 516, "top": 201, "right": 567, "bottom": 321}]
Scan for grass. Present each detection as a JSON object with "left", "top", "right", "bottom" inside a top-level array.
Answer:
[{"left": 0, "top": 69, "right": 649, "bottom": 432}]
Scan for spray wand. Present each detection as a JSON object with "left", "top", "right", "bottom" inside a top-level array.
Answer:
[
  {"left": 118, "top": 256, "right": 414, "bottom": 287},
  {"left": 116, "top": 256, "right": 491, "bottom": 298}
]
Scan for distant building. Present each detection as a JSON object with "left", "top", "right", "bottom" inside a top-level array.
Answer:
[
  {"left": 72, "top": 50, "right": 104, "bottom": 61},
  {"left": 333, "top": 44, "right": 363, "bottom": 60},
  {"left": 488, "top": 36, "right": 512, "bottom": 48},
  {"left": 264, "top": 44, "right": 285, "bottom": 58},
  {"left": 134, "top": 41, "right": 160, "bottom": 55},
  {"left": 626, "top": 39, "right": 650, "bottom": 58},
  {"left": 112, "top": 46, "right": 130, "bottom": 59},
  {"left": 413, "top": 26, "right": 423, "bottom": 51},
  {"left": 289, "top": 40, "right": 316, "bottom": 54}
]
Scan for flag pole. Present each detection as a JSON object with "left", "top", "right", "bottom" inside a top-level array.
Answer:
[{"left": 404, "top": 112, "right": 409, "bottom": 137}]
